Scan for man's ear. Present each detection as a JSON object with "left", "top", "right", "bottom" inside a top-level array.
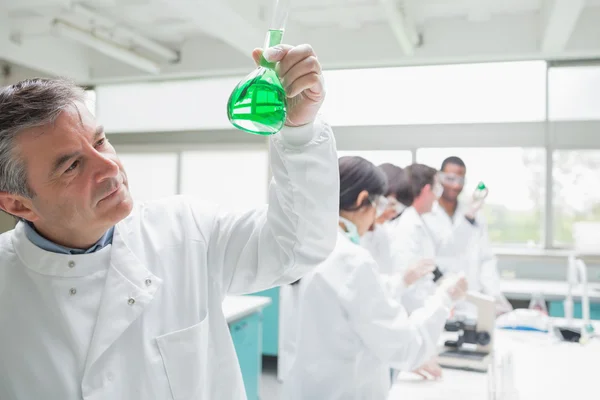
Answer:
[
  {"left": 0, "top": 193, "right": 39, "bottom": 222},
  {"left": 420, "top": 184, "right": 432, "bottom": 197}
]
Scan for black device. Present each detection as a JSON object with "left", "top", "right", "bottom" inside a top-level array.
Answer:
[
  {"left": 444, "top": 319, "right": 491, "bottom": 348},
  {"left": 432, "top": 265, "right": 444, "bottom": 282},
  {"left": 553, "top": 326, "right": 582, "bottom": 342}
]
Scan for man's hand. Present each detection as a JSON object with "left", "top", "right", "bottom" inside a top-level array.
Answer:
[
  {"left": 412, "top": 358, "right": 443, "bottom": 380},
  {"left": 465, "top": 197, "right": 485, "bottom": 220},
  {"left": 437, "top": 273, "right": 468, "bottom": 302},
  {"left": 252, "top": 44, "right": 325, "bottom": 127},
  {"left": 403, "top": 259, "right": 436, "bottom": 286}
]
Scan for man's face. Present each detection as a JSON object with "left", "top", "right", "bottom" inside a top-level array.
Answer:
[
  {"left": 440, "top": 163, "right": 466, "bottom": 203},
  {"left": 10, "top": 102, "right": 133, "bottom": 244}
]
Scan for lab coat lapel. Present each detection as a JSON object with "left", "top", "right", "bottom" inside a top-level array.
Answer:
[{"left": 84, "top": 223, "right": 162, "bottom": 374}]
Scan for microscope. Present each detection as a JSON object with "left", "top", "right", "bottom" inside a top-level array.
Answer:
[{"left": 438, "top": 291, "right": 496, "bottom": 372}]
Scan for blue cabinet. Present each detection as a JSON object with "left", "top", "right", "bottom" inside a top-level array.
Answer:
[
  {"left": 549, "top": 301, "right": 600, "bottom": 320},
  {"left": 230, "top": 312, "right": 262, "bottom": 400},
  {"left": 247, "top": 287, "right": 279, "bottom": 356}
]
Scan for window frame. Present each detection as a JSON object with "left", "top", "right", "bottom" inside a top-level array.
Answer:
[
  {"left": 96, "top": 61, "right": 600, "bottom": 254},
  {"left": 111, "top": 141, "right": 270, "bottom": 206}
]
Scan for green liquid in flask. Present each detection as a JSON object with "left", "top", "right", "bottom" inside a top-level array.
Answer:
[
  {"left": 227, "top": 29, "right": 287, "bottom": 135},
  {"left": 474, "top": 181, "right": 489, "bottom": 200}
]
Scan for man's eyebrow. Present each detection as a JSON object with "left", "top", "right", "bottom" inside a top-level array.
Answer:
[
  {"left": 50, "top": 152, "right": 79, "bottom": 177},
  {"left": 93, "top": 125, "right": 105, "bottom": 141},
  {"left": 49, "top": 126, "right": 105, "bottom": 178}
]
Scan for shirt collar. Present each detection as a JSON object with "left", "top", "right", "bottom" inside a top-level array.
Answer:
[{"left": 24, "top": 221, "right": 114, "bottom": 255}]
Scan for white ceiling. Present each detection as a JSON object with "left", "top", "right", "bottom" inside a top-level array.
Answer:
[{"left": 1, "top": 0, "right": 600, "bottom": 85}]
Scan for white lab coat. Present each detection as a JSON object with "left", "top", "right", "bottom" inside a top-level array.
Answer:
[
  {"left": 386, "top": 206, "right": 457, "bottom": 312},
  {"left": 362, "top": 223, "right": 422, "bottom": 310},
  {"left": 278, "top": 282, "right": 302, "bottom": 381},
  {"left": 283, "top": 231, "right": 453, "bottom": 400},
  {"left": 422, "top": 201, "right": 503, "bottom": 299},
  {"left": 0, "top": 120, "right": 339, "bottom": 400}
]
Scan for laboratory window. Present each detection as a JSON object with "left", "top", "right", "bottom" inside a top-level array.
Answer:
[
  {"left": 549, "top": 65, "right": 600, "bottom": 121},
  {"left": 181, "top": 148, "right": 269, "bottom": 214},
  {"left": 117, "top": 153, "right": 179, "bottom": 203},
  {"left": 552, "top": 150, "right": 600, "bottom": 247},
  {"left": 416, "top": 147, "right": 546, "bottom": 247},
  {"left": 321, "top": 61, "right": 545, "bottom": 126}
]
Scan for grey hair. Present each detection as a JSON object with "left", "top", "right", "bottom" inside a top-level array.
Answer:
[{"left": 0, "top": 78, "right": 86, "bottom": 200}]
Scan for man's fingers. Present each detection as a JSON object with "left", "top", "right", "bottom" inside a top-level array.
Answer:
[
  {"left": 263, "top": 44, "right": 294, "bottom": 63},
  {"left": 286, "top": 72, "right": 324, "bottom": 99},
  {"left": 413, "top": 370, "right": 428, "bottom": 379},
  {"left": 251, "top": 48, "right": 262, "bottom": 66},
  {"left": 281, "top": 56, "right": 321, "bottom": 91},
  {"left": 278, "top": 44, "right": 317, "bottom": 78}
]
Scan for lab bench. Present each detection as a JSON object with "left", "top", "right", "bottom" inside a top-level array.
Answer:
[
  {"left": 389, "top": 319, "right": 600, "bottom": 399},
  {"left": 246, "top": 287, "right": 280, "bottom": 357},
  {"left": 223, "top": 295, "right": 272, "bottom": 400},
  {"left": 501, "top": 279, "right": 600, "bottom": 320}
]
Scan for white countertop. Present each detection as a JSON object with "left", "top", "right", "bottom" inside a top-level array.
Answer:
[
  {"left": 389, "top": 321, "right": 600, "bottom": 400},
  {"left": 501, "top": 279, "right": 600, "bottom": 302},
  {"left": 222, "top": 295, "right": 272, "bottom": 323}
]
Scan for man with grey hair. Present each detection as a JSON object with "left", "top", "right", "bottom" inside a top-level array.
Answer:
[{"left": 0, "top": 44, "right": 339, "bottom": 399}]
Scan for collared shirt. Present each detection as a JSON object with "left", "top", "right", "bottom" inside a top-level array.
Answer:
[{"left": 24, "top": 221, "right": 114, "bottom": 254}]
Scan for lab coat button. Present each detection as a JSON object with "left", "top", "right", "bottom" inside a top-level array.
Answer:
[
  {"left": 128, "top": 298, "right": 135, "bottom": 305},
  {"left": 68, "top": 261, "right": 75, "bottom": 268},
  {"left": 69, "top": 288, "right": 77, "bottom": 296},
  {"left": 145, "top": 279, "right": 152, "bottom": 286}
]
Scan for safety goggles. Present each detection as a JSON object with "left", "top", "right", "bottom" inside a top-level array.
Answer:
[
  {"left": 432, "top": 181, "right": 444, "bottom": 198},
  {"left": 369, "top": 195, "right": 389, "bottom": 218},
  {"left": 439, "top": 172, "right": 465, "bottom": 186},
  {"left": 386, "top": 196, "right": 407, "bottom": 215}
]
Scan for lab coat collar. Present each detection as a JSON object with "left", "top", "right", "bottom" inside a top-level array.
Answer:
[
  {"left": 83, "top": 220, "right": 163, "bottom": 375},
  {"left": 432, "top": 200, "right": 468, "bottom": 223},
  {"left": 337, "top": 228, "right": 353, "bottom": 244},
  {"left": 13, "top": 217, "right": 164, "bottom": 377},
  {"left": 12, "top": 221, "right": 112, "bottom": 278},
  {"left": 404, "top": 206, "right": 424, "bottom": 226}
]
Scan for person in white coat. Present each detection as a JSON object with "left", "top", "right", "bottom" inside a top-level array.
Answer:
[
  {"left": 362, "top": 163, "right": 443, "bottom": 379},
  {"left": 363, "top": 163, "right": 437, "bottom": 298},
  {"left": 422, "top": 156, "right": 512, "bottom": 315},
  {"left": 283, "top": 156, "right": 468, "bottom": 400},
  {"left": 0, "top": 44, "right": 339, "bottom": 400},
  {"left": 387, "top": 163, "right": 455, "bottom": 313}
]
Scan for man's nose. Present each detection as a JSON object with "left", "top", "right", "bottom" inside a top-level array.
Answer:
[{"left": 93, "top": 153, "right": 120, "bottom": 183}]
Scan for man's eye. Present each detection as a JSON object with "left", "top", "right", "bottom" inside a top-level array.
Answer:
[
  {"left": 66, "top": 160, "right": 80, "bottom": 172},
  {"left": 96, "top": 138, "right": 105, "bottom": 147}
]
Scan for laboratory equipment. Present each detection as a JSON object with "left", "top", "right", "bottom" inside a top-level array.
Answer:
[
  {"left": 473, "top": 181, "right": 489, "bottom": 200},
  {"left": 555, "top": 255, "right": 595, "bottom": 343},
  {"left": 496, "top": 308, "right": 550, "bottom": 333},
  {"left": 439, "top": 291, "right": 495, "bottom": 372},
  {"left": 226, "top": 0, "right": 291, "bottom": 135},
  {"left": 528, "top": 292, "right": 548, "bottom": 315},
  {"left": 488, "top": 351, "right": 519, "bottom": 400}
]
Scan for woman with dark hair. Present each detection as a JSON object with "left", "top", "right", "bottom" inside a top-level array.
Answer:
[{"left": 282, "top": 156, "right": 467, "bottom": 400}]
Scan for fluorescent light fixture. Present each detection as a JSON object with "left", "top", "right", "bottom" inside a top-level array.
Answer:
[
  {"left": 52, "top": 19, "right": 161, "bottom": 74},
  {"left": 71, "top": 4, "right": 179, "bottom": 63}
]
